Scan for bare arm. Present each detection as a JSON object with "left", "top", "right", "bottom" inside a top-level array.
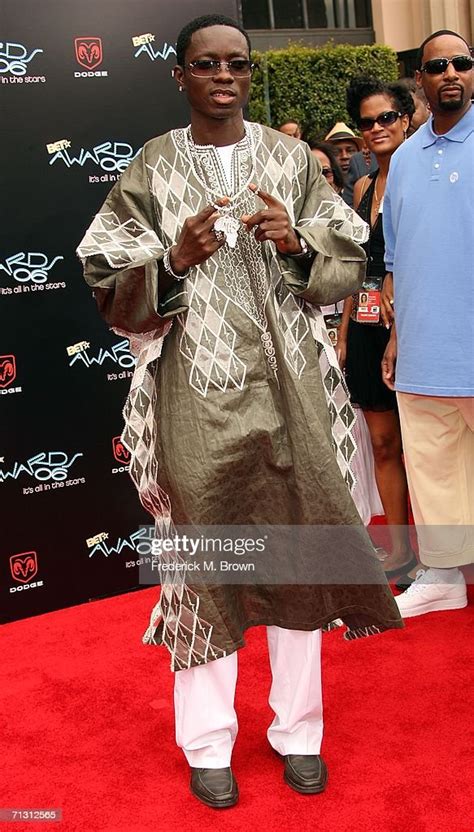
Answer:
[
  {"left": 381, "top": 322, "right": 397, "bottom": 390},
  {"left": 381, "top": 271, "right": 394, "bottom": 327}
]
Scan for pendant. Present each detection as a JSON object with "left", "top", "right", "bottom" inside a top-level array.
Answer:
[{"left": 213, "top": 206, "right": 240, "bottom": 249}]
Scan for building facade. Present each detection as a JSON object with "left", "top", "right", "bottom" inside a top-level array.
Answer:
[
  {"left": 241, "top": 0, "right": 473, "bottom": 60},
  {"left": 241, "top": 0, "right": 375, "bottom": 49},
  {"left": 372, "top": 0, "right": 473, "bottom": 75}
]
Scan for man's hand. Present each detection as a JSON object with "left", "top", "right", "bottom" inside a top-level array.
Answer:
[
  {"left": 382, "top": 328, "right": 397, "bottom": 390},
  {"left": 381, "top": 272, "right": 394, "bottom": 327},
  {"left": 241, "top": 183, "right": 302, "bottom": 255},
  {"left": 169, "top": 199, "right": 228, "bottom": 275}
]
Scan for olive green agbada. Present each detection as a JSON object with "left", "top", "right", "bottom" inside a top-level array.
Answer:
[{"left": 78, "top": 123, "right": 403, "bottom": 670}]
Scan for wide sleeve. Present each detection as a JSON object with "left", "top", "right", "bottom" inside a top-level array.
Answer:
[
  {"left": 279, "top": 147, "right": 369, "bottom": 306},
  {"left": 76, "top": 144, "right": 187, "bottom": 334}
]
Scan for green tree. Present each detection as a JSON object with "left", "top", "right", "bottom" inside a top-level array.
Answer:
[{"left": 249, "top": 42, "right": 399, "bottom": 139}]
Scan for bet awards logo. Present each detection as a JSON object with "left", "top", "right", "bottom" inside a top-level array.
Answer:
[
  {"left": 86, "top": 527, "right": 154, "bottom": 558},
  {"left": 46, "top": 139, "right": 140, "bottom": 174},
  {"left": 0, "top": 450, "right": 84, "bottom": 486},
  {"left": 74, "top": 36, "right": 107, "bottom": 77},
  {"left": 9, "top": 551, "right": 44, "bottom": 594},
  {"left": 112, "top": 436, "right": 130, "bottom": 473},
  {"left": 0, "top": 252, "right": 65, "bottom": 294},
  {"left": 0, "top": 41, "right": 45, "bottom": 83},
  {"left": 67, "top": 338, "right": 135, "bottom": 375},
  {"left": 131, "top": 33, "right": 176, "bottom": 62}
]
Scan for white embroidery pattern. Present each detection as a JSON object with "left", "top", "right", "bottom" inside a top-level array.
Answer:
[
  {"left": 172, "top": 126, "right": 278, "bottom": 381},
  {"left": 86, "top": 123, "right": 368, "bottom": 669},
  {"left": 300, "top": 193, "right": 370, "bottom": 245},
  {"left": 114, "top": 324, "right": 227, "bottom": 671},
  {"left": 275, "top": 289, "right": 309, "bottom": 378},
  {"left": 146, "top": 156, "right": 202, "bottom": 242},
  {"left": 77, "top": 212, "right": 162, "bottom": 268},
  {"left": 307, "top": 307, "right": 357, "bottom": 492},
  {"left": 179, "top": 272, "right": 247, "bottom": 397}
]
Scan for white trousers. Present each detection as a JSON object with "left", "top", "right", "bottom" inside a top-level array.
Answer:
[{"left": 174, "top": 626, "right": 323, "bottom": 768}]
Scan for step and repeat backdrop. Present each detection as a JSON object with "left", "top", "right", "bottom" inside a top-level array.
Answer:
[{"left": 1, "top": 0, "right": 238, "bottom": 624}]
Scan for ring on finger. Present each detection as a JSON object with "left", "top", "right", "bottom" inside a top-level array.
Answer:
[{"left": 214, "top": 229, "right": 224, "bottom": 242}]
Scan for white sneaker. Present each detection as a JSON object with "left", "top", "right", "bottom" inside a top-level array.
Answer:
[{"left": 395, "top": 568, "right": 467, "bottom": 618}]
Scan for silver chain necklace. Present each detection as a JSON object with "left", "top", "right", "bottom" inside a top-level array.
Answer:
[{"left": 185, "top": 124, "right": 256, "bottom": 248}]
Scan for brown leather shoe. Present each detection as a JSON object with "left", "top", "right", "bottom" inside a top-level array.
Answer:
[
  {"left": 190, "top": 767, "right": 238, "bottom": 808},
  {"left": 282, "top": 754, "right": 328, "bottom": 794}
]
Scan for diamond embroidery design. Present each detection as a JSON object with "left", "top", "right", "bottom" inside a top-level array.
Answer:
[
  {"left": 81, "top": 122, "right": 370, "bottom": 670},
  {"left": 253, "top": 134, "right": 308, "bottom": 220},
  {"left": 180, "top": 274, "right": 247, "bottom": 397},
  {"left": 277, "top": 292, "right": 309, "bottom": 377},
  {"left": 114, "top": 324, "right": 227, "bottom": 671},
  {"left": 77, "top": 212, "right": 162, "bottom": 268},
  {"left": 147, "top": 156, "right": 203, "bottom": 243},
  {"left": 307, "top": 307, "right": 357, "bottom": 493},
  {"left": 306, "top": 195, "right": 370, "bottom": 244}
]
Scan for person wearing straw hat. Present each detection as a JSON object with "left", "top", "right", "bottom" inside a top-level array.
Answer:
[{"left": 325, "top": 121, "right": 363, "bottom": 174}]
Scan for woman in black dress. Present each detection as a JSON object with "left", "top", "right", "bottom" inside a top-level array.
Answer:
[{"left": 337, "top": 77, "right": 417, "bottom": 576}]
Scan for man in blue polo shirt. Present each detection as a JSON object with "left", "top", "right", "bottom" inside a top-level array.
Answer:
[{"left": 381, "top": 29, "right": 473, "bottom": 617}]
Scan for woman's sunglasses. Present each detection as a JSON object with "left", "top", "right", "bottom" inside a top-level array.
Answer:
[
  {"left": 421, "top": 55, "right": 473, "bottom": 75},
  {"left": 321, "top": 167, "right": 334, "bottom": 178},
  {"left": 358, "top": 110, "right": 401, "bottom": 132}
]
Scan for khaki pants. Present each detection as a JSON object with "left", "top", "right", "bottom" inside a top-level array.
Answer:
[{"left": 397, "top": 393, "right": 474, "bottom": 567}]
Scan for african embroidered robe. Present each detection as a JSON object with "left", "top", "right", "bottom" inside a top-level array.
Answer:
[{"left": 78, "top": 123, "right": 402, "bottom": 670}]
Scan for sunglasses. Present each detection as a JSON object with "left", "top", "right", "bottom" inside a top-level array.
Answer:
[
  {"left": 421, "top": 55, "right": 473, "bottom": 75},
  {"left": 358, "top": 110, "right": 401, "bottom": 132},
  {"left": 321, "top": 167, "right": 334, "bottom": 178},
  {"left": 186, "top": 59, "right": 258, "bottom": 78}
]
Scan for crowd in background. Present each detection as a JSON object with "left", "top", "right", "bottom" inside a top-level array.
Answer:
[
  {"left": 277, "top": 42, "right": 473, "bottom": 617},
  {"left": 277, "top": 76, "right": 430, "bottom": 592}
]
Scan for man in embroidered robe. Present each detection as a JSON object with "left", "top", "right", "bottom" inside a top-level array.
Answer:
[{"left": 78, "top": 14, "right": 402, "bottom": 809}]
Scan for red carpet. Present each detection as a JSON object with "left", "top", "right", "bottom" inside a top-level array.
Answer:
[{"left": 2, "top": 578, "right": 473, "bottom": 832}]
